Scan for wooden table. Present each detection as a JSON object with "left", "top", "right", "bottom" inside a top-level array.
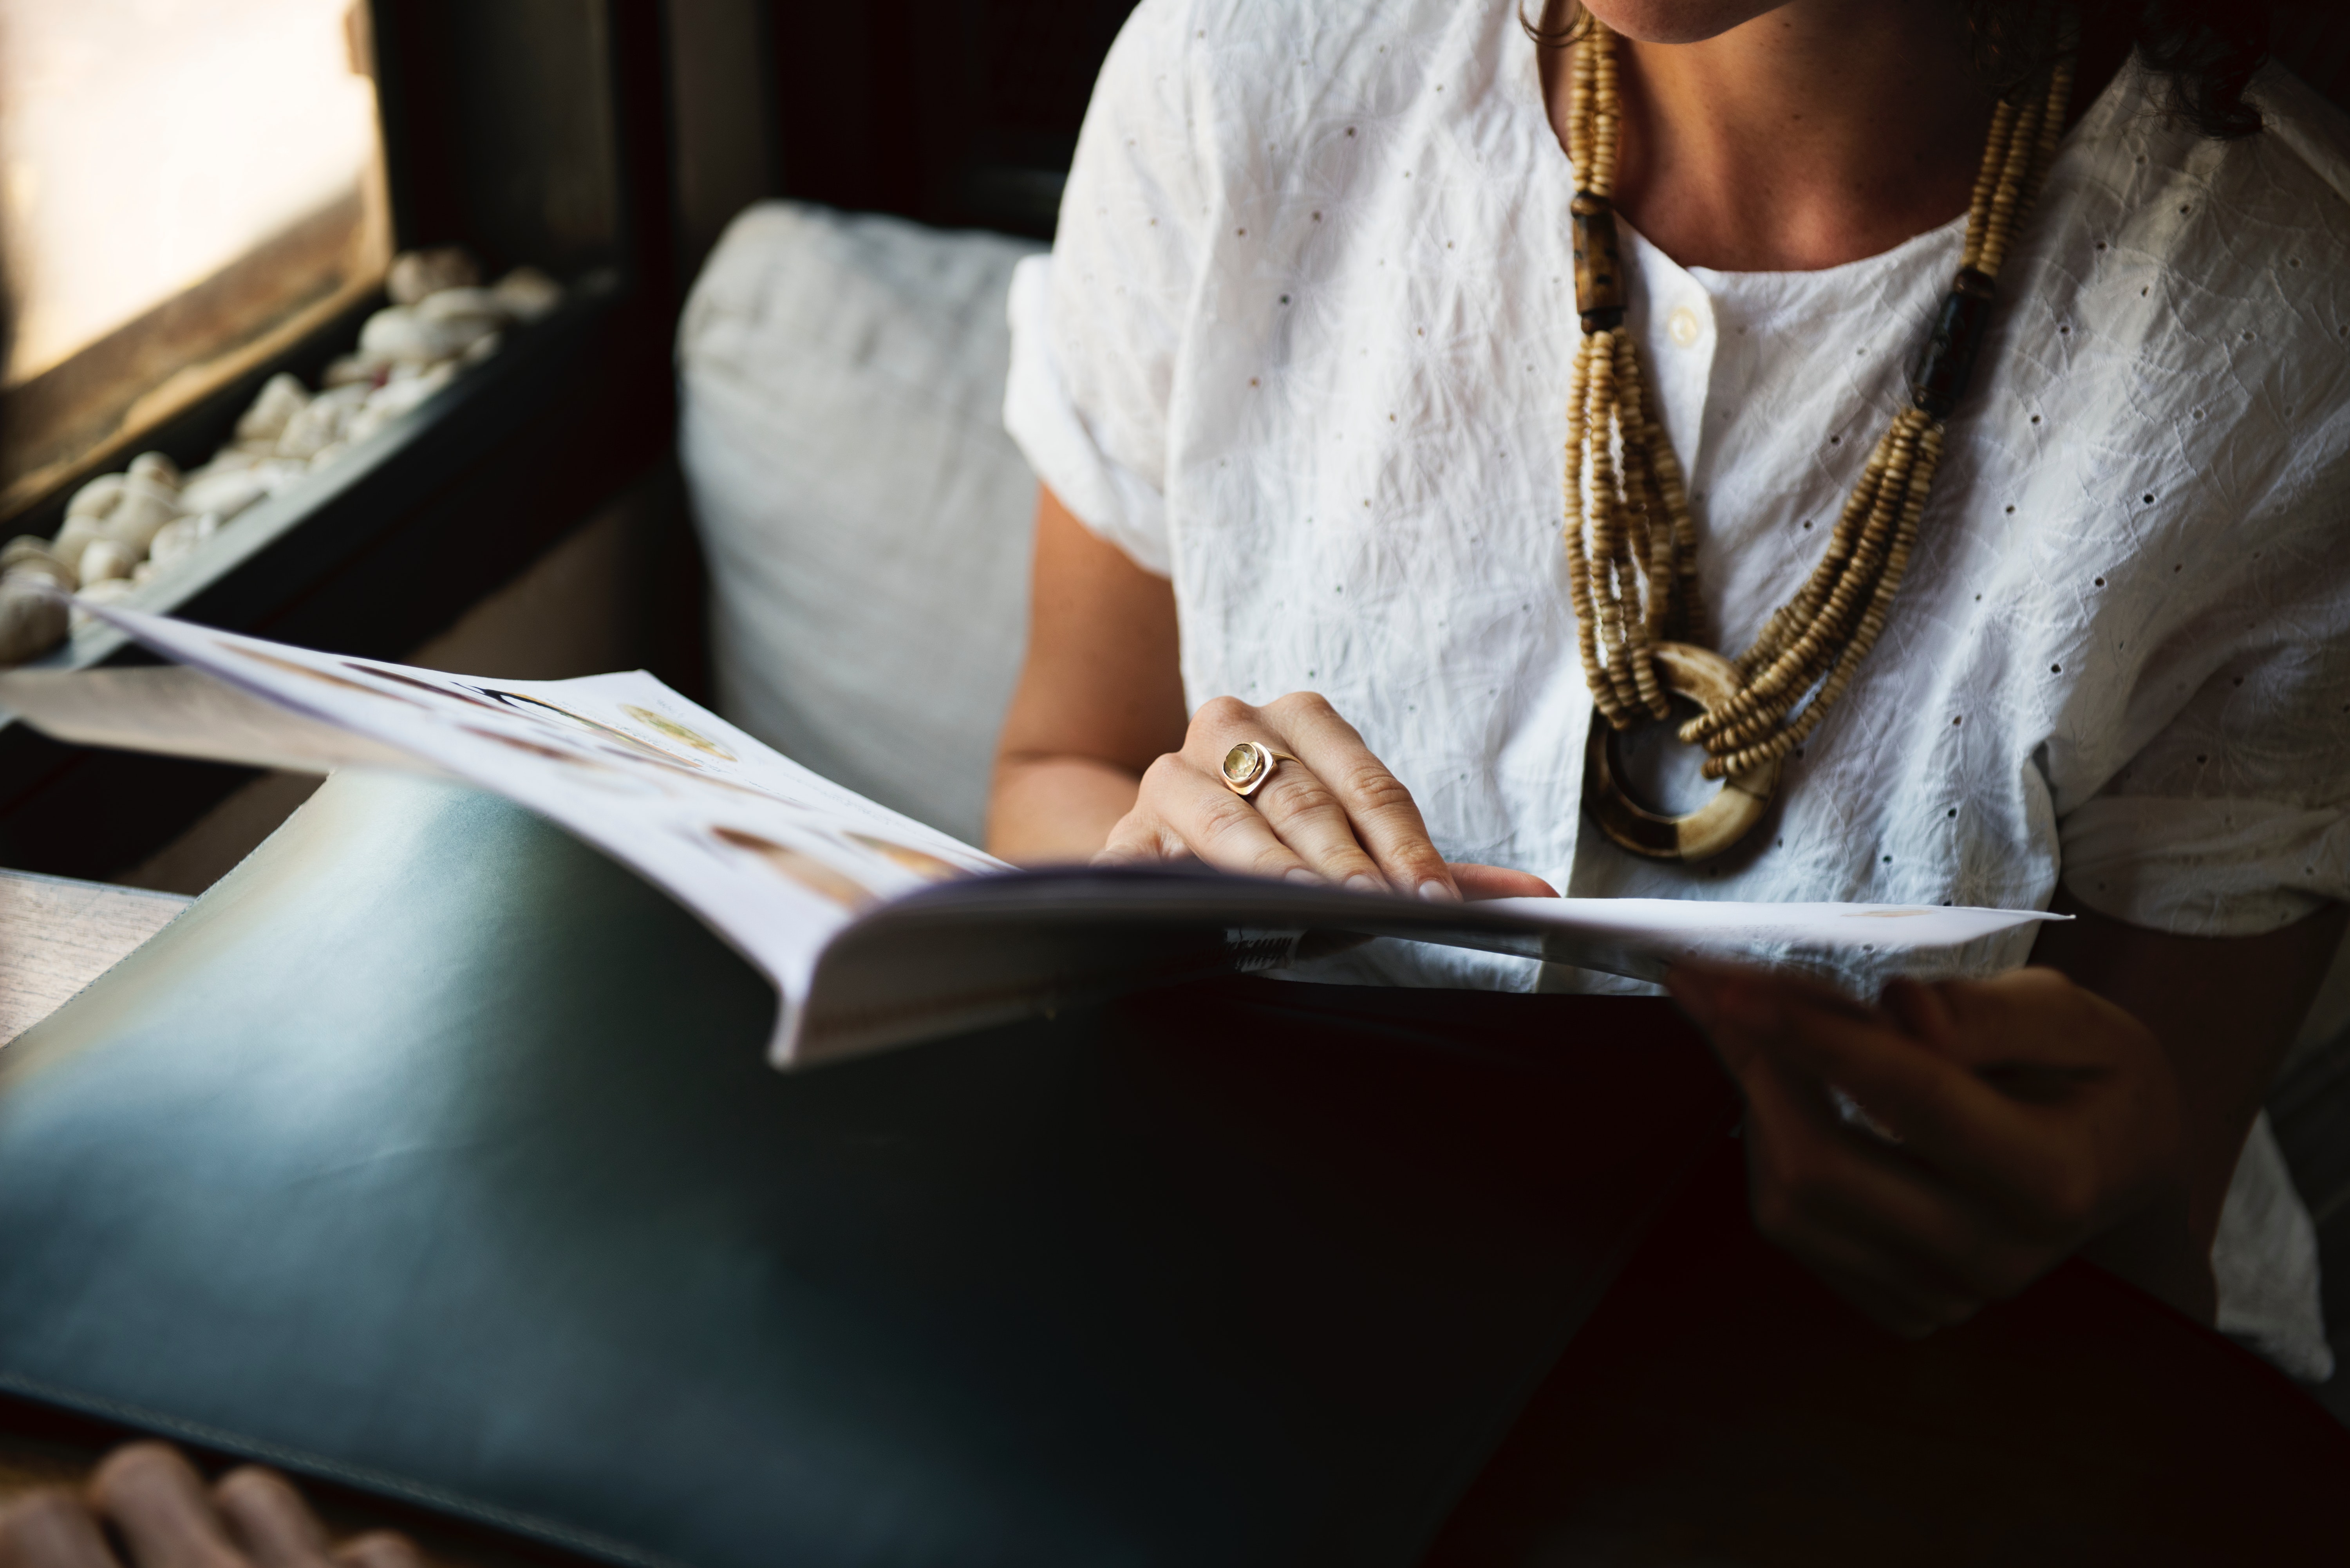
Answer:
[
  {"left": 3, "top": 873, "right": 2343, "bottom": 1564},
  {"left": 0, "top": 871, "right": 188, "bottom": 1049}
]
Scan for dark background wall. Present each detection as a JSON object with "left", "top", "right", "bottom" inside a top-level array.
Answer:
[{"left": 765, "top": 0, "right": 1137, "bottom": 239}]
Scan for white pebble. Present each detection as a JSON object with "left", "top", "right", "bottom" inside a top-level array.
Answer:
[
  {"left": 358, "top": 305, "right": 486, "bottom": 363},
  {"left": 99, "top": 476, "right": 181, "bottom": 552},
  {"left": 343, "top": 405, "right": 386, "bottom": 446},
  {"left": 358, "top": 306, "right": 432, "bottom": 362},
  {"left": 492, "top": 266, "right": 562, "bottom": 322},
  {"left": 416, "top": 286, "right": 506, "bottom": 324},
  {"left": 125, "top": 451, "right": 182, "bottom": 490},
  {"left": 366, "top": 367, "right": 451, "bottom": 422},
  {"left": 0, "top": 573, "right": 70, "bottom": 666},
  {"left": 1, "top": 539, "right": 74, "bottom": 589},
  {"left": 255, "top": 458, "right": 312, "bottom": 494},
  {"left": 322, "top": 353, "right": 394, "bottom": 388},
  {"left": 235, "top": 373, "right": 312, "bottom": 444},
  {"left": 78, "top": 537, "right": 136, "bottom": 583},
  {"left": 146, "top": 512, "right": 221, "bottom": 569},
  {"left": 274, "top": 382, "right": 371, "bottom": 458},
  {"left": 50, "top": 516, "right": 104, "bottom": 575},
  {"left": 177, "top": 464, "right": 270, "bottom": 520},
  {"left": 387, "top": 247, "right": 479, "bottom": 306},
  {"left": 92, "top": 482, "right": 174, "bottom": 555},
  {"left": 65, "top": 472, "right": 125, "bottom": 522}
]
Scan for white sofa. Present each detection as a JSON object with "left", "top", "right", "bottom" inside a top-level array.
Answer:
[{"left": 677, "top": 202, "right": 1044, "bottom": 847}]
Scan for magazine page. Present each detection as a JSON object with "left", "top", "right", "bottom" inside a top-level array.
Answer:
[
  {"left": 3, "top": 607, "right": 2064, "bottom": 1066},
  {"left": 0, "top": 664, "right": 430, "bottom": 776},
  {"left": 15, "top": 605, "right": 1005, "bottom": 1062}
]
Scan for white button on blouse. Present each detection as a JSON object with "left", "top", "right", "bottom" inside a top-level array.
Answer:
[{"left": 1003, "top": 0, "right": 2350, "bottom": 1378}]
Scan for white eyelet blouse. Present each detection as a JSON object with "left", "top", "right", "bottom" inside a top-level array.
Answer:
[{"left": 1003, "top": 0, "right": 2350, "bottom": 1379}]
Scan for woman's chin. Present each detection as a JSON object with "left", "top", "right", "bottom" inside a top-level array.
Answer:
[{"left": 1576, "top": 0, "right": 1790, "bottom": 46}]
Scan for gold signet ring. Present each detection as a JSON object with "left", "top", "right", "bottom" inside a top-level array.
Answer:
[{"left": 1220, "top": 740, "right": 1298, "bottom": 798}]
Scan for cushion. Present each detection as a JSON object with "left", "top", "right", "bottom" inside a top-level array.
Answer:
[
  {"left": 677, "top": 202, "right": 1043, "bottom": 844},
  {"left": 0, "top": 768, "right": 1735, "bottom": 1567}
]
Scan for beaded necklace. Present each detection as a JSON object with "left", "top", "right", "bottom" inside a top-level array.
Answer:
[{"left": 1563, "top": 18, "right": 2077, "bottom": 860}]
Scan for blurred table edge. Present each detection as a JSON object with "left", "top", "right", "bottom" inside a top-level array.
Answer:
[{"left": 1, "top": 869, "right": 191, "bottom": 1049}]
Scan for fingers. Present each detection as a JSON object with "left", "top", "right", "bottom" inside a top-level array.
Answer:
[
  {"left": 89, "top": 1447, "right": 243, "bottom": 1568},
  {"left": 1100, "top": 751, "right": 1320, "bottom": 882},
  {"left": 0, "top": 1490, "right": 118, "bottom": 1568},
  {"left": 1885, "top": 975, "right": 2121, "bottom": 1105},
  {"left": 1221, "top": 745, "right": 1400, "bottom": 893},
  {"left": 1740, "top": 1074, "right": 1975, "bottom": 1336},
  {"left": 1111, "top": 693, "right": 1464, "bottom": 896},
  {"left": 1250, "top": 694, "right": 1456, "bottom": 899},
  {"left": 14, "top": 1448, "right": 409, "bottom": 1568},
  {"left": 1691, "top": 964, "right": 2180, "bottom": 1254},
  {"left": 1741, "top": 1056, "right": 2047, "bottom": 1311},
  {"left": 327, "top": 1537, "right": 421, "bottom": 1568},
  {"left": 1913, "top": 968, "right": 2151, "bottom": 1076},
  {"left": 212, "top": 1470, "right": 332, "bottom": 1568},
  {"left": 1695, "top": 973, "right": 2084, "bottom": 1225},
  {"left": 1450, "top": 863, "right": 1559, "bottom": 900},
  {"left": 1680, "top": 963, "right": 2183, "bottom": 1335}
]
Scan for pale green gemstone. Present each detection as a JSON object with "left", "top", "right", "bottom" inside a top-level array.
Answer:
[{"left": 1223, "top": 742, "right": 1259, "bottom": 784}]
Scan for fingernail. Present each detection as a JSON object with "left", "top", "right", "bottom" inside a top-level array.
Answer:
[
  {"left": 1285, "top": 868, "right": 1325, "bottom": 887},
  {"left": 1417, "top": 880, "right": 1461, "bottom": 903},
  {"left": 1347, "top": 874, "right": 1386, "bottom": 896}
]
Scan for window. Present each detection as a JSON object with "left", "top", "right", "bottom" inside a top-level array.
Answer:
[{"left": 0, "top": 0, "right": 390, "bottom": 517}]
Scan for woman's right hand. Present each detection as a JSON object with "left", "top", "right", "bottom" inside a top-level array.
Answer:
[{"left": 1095, "top": 691, "right": 1556, "bottom": 901}]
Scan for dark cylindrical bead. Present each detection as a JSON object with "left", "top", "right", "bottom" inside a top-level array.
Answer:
[
  {"left": 1571, "top": 191, "right": 1626, "bottom": 334},
  {"left": 1911, "top": 267, "right": 1998, "bottom": 418}
]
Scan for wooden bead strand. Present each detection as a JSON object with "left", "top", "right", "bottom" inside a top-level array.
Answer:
[{"left": 1560, "top": 16, "right": 2076, "bottom": 820}]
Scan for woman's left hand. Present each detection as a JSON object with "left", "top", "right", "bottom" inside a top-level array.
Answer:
[
  {"left": 0, "top": 1442, "right": 421, "bottom": 1568},
  {"left": 1667, "top": 962, "right": 2197, "bottom": 1336}
]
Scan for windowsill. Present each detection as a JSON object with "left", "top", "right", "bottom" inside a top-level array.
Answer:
[
  {"left": 11, "top": 266, "right": 621, "bottom": 679},
  {"left": 0, "top": 258, "right": 675, "bottom": 882}
]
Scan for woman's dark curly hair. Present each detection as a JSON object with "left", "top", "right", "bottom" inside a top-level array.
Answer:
[
  {"left": 1978, "top": 0, "right": 2271, "bottom": 137},
  {"left": 1527, "top": 2, "right": 2275, "bottom": 139}
]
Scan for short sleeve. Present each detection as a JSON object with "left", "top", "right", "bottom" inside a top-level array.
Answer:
[
  {"left": 1001, "top": 0, "right": 1207, "bottom": 579},
  {"left": 2059, "top": 492, "right": 2350, "bottom": 938}
]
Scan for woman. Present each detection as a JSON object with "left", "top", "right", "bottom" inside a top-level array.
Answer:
[{"left": 992, "top": 0, "right": 2350, "bottom": 1371}]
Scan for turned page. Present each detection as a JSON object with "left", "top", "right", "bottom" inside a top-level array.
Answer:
[{"left": 2, "top": 606, "right": 1006, "bottom": 1032}]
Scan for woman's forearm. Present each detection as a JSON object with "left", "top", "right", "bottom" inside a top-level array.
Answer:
[
  {"left": 987, "top": 754, "right": 1143, "bottom": 863},
  {"left": 987, "top": 486, "right": 1187, "bottom": 864},
  {"left": 2034, "top": 891, "right": 2350, "bottom": 1259}
]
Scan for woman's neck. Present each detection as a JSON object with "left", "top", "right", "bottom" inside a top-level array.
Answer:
[{"left": 1544, "top": 1, "right": 2001, "bottom": 273}]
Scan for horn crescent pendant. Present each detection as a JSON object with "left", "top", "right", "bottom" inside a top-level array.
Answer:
[{"left": 1583, "top": 642, "right": 1782, "bottom": 862}]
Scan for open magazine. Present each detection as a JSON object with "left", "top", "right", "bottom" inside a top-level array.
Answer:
[{"left": 0, "top": 605, "right": 2061, "bottom": 1066}]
